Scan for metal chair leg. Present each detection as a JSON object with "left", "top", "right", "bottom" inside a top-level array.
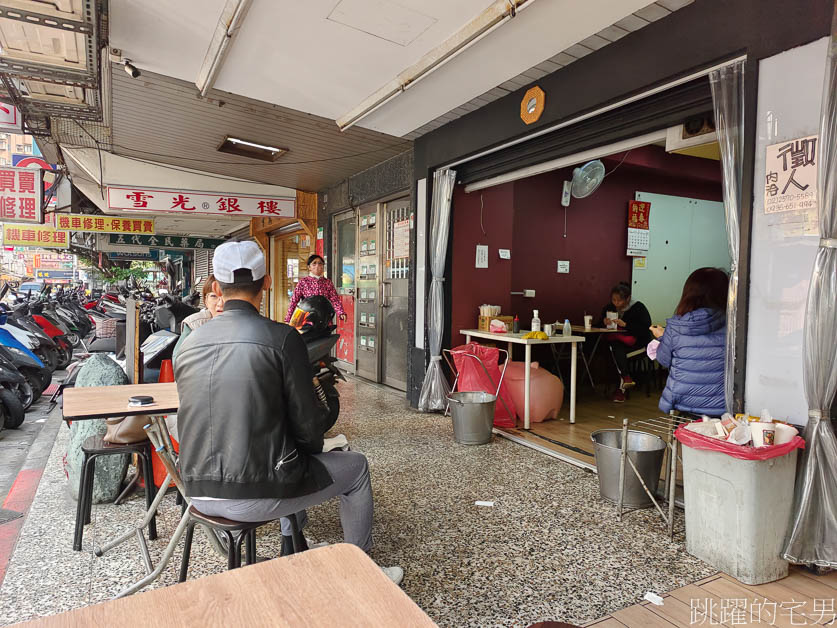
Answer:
[
  {"left": 233, "top": 532, "right": 247, "bottom": 569},
  {"left": 178, "top": 521, "right": 196, "bottom": 583},
  {"left": 139, "top": 450, "right": 157, "bottom": 540},
  {"left": 224, "top": 531, "right": 236, "bottom": 570},
  {"left": 246, "top": 529, "right": 257, "bottom": 565},
  {"left": 73, "top": 453, "right": 92, "bottom": 551},
  {"left": 83, "top": 455, "right": 97, "bottom": 525},
  {"left": 288, "top": 513, "right": 303, "bottom": 554}
]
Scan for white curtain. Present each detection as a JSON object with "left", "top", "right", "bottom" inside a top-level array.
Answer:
[
  {"left": 418, "top": 169, "right": 457, "bottom": 411},
  {"left": 783, "top": 11, "right": 837, "bottom": 567},
  {"left": 709, "top": 60, "right": 745, "bottom": 414}
]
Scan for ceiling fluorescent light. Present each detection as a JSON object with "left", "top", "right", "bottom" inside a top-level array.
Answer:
[{"left": 217, "top": 136, "right": 288, "bottom": 162}]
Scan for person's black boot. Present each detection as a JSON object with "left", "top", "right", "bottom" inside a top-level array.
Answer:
[{"left": 280, "top": 533, "right": 308, "bottom": 556}]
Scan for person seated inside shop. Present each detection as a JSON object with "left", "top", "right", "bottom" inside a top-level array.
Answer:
[
  {"left": 598, "top": 281, "right": 652, "bottom": 402},
  {"left": 650, "top": 267, "right": 728, "bottom": 417},
  {"left": 174, "top": 241, "right": 403, "bottom": 584}
]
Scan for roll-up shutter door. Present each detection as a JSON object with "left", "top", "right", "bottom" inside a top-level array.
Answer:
[{"left": 457, "top": 77, "right": 713, "bottom": 186}]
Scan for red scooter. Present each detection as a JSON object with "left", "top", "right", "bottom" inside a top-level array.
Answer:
[{"left": 31, "top": 313, "right": 73, "bottom": 370}]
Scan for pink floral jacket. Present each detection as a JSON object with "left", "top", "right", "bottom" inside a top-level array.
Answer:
[{"left": 285, "top": 275, "right": 346, "bottom": 322}]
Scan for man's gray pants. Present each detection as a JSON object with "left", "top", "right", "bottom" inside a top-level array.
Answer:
[{"left": 191, "top": 451, "right": 373, "bottom": 552}]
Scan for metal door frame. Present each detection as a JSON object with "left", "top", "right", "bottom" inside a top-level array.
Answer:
[
  {"left": 332, "top": 208, "right": 357, "bottom": 375},
  {"left": 379, "top": 196, "right": 410, "bottom": 391}
]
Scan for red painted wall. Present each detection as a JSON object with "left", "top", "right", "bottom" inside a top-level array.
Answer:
[
  {"left": 450, "top": 147, "right": 722, "bottom": 344},
  {"left": 450, "top": 182, "right": 514, "bottom": 345}
]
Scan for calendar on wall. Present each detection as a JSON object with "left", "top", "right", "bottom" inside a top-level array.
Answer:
[
  {"left": 627, "top": 227, "right": 650, "bottom": 254},
  {"left": 627, "top": 200, "right": 651, "bottom": 257}
]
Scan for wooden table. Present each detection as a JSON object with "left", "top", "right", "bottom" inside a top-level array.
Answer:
[
  {"left": 460, "top": 329, "right": 585, "bottom": 427},
  {"left": 62, "top": 382, "right": 180, "bottom": 421},
  {"left": 18, "top": 544, "right": 437, "bottom": 627}
]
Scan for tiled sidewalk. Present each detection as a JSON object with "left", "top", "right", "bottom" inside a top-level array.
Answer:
[{"left": 0, "top": 377, "right": 715, "bottom": 627}]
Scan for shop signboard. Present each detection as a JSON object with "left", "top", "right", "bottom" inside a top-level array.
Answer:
[
  {"left": 107, "top": 251, "right": 157, "bottom": 261},
  {"left": 108, "top": 234, "right": 224, "bottom": 249},
  {"left": 56, "top": 214, "right": 155, "bottom": 234},
  {"left": 0, "top": 166, "right": 44, "bottom": 224},
  {"left": 3, "top": 224, "right": 69, "bottom": 248},
  {"left": 13, "top": 155, "right": 58, "bottom": 207},
  {"left": 35, "top": 269, "right": 74, "bottom": 280},
  {"left": 0, "top": 104, "right": 22, "bottom": 133},
  {"left": 106, "top": 186, "right": 296, "bottom": 218}
]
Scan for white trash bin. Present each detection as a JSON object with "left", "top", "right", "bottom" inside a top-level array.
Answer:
[{"left": 680, "top": 423, "right": 799, "bottom": 585}]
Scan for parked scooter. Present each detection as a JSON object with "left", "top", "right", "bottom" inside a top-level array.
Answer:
[
  {"left": 0, "top": 345, "right": 26, "bottom": 429},
  {"left": 1, "top": 286, "right": 62, "bottom": 371},
  {"left": 29, "top": 304, "right": 74, "bottom": 370},
  {"left": 0, "top": 321, "right": 51, "bottom": 404},
  {"left": 288, "top": 296, "right": 346, "bottom": 432}
]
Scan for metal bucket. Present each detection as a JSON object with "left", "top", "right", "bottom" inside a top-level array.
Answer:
[
  {"left": 591, "top": 429, "right": 666, "bottom": 508},
  {"left": 448, "top": 391, "right": 496, "bottom": 445}
]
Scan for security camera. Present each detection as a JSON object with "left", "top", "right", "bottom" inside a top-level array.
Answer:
[{"left": 123, "top": 59, "right": 141, "bottom": 79}]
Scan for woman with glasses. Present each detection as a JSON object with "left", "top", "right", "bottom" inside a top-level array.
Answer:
[{"left": 172, "top": 274, "right": 223, "bottom": 368}]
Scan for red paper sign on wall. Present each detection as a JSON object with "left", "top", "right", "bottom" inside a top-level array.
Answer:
[{"left": 628, "top": 200, "right": 651, "bottom": 229}]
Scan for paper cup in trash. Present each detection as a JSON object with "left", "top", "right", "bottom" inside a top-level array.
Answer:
[{"left": 751, "top": 421, "right": 797, "bottom": 447}]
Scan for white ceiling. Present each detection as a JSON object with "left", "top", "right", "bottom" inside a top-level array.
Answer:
[
  {"left": 110, "top": 0, "right": 658, "bottom": 137},
  {"left": 110, "top": 0, "right": 494, "bottom": 121}
]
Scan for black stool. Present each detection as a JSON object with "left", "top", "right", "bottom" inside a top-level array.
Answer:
[
  {"left": 73, "top": 435, "right": 157, "bottom": 551},
  {"left": 179, "top": 508, "right": 302, "bottom": 581}
]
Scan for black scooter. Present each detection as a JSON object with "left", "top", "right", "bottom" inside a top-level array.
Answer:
[
  {"left": 304, "top": 327, "right": 345, "bottom": 433},
  {"left": 0, "top": 346, "right": 27, "bottom": 429}
]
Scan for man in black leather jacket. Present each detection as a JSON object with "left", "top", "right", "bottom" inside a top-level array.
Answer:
[{"left": 174, "top": 241, "right": 402, "bottom": 583}]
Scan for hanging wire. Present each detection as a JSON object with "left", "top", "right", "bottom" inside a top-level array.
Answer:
[
  {"left": 604, "top": 149, "right": 632, "bottom": 177},
  {"left": 479, "top": 193, "right": 487, "bottom": 238}
]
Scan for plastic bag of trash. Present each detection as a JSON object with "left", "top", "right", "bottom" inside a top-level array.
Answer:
[{"left": 675, "top": 422, "right": 805, "bottom": 460}]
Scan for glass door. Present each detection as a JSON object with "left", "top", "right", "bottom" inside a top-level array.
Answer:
[{"left": 332, "top": 210, "right": 357, "bottom": 373}]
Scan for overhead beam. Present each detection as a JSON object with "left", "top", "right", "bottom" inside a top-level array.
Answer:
[
  {"left": 0, "top": 58, "right": 96, "bottom": 87},
  {"left": 336, "top": 0, "right": 537, "bottom": 131},
  {"left": 196, "top": 0, "right": 253, "bottom": 97},
  {"left": 0, "top": 5, "right": 93, "bottom": 34}
]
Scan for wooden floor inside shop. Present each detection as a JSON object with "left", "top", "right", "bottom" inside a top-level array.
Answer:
[
  {"left": 497, "top": 387, "right": 667, "bottom": 470},
  {"left": 585, "top": 567, "right": 837, "bottom": 627}
]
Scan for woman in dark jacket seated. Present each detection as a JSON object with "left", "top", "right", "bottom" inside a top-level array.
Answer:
[
  {"left": 600, "top": 282, "right": 652, "bottom": 402},
  {"left": 651, "top": 267, "right": 728, "bottom": 417}
]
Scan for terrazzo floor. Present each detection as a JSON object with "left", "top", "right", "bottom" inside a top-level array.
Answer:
[{"left": 0, "top": 377, "right": 715, "bottom": 627}]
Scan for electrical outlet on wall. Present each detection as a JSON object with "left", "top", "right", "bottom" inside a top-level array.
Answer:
[{"left": 557, "top": 260, "right": 570, "bottom": 274}]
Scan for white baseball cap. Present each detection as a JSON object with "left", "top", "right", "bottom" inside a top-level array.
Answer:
[{"left": 212, "top": 240, "right": 265, "bottom": 283}]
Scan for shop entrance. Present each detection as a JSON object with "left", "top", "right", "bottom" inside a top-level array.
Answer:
[
  {"left": 333, "top": 196, "right": 411, "bottom": 390},
  {"left": 448, "top": 128, "right": 728, "bottom": 470},
  {"left": 381, "top": 197, "right": 410, "bottom": 391}
]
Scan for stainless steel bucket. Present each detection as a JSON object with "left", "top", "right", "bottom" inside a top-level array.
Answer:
[
  {"left": 448, "top": 391, "right": 496, "bottom": 445},
  {"left": 591, "top": 429, "right": 666, "bottom": 508}
]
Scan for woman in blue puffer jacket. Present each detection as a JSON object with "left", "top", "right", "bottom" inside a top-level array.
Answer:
[{"left": 651, "top": 267, "right": 728, "bottom": 416}]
